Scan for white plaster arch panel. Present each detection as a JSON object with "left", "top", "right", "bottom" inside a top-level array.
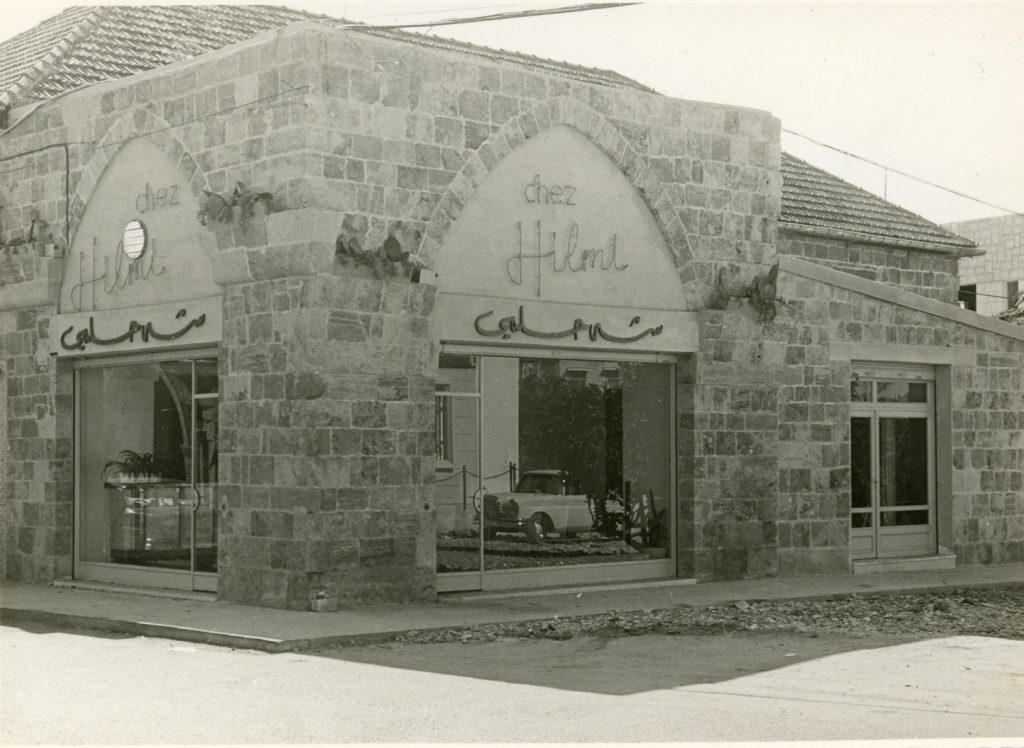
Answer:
[
  {"left": 422, "top": 97, "right": 698, "bottom": 310},
  {"left": 435, "top": 124, "right": 692, "bottom": 311},
  {"left": 61, "top": 111, "right": 219, "bottom": 313}
]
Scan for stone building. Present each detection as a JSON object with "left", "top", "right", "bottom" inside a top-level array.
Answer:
[
  {"left": 945, "top": 214, "right": 1024, "bottom": 317},
  {"left": 2, "top": 7, "right": 1022, "bottom": 609}
]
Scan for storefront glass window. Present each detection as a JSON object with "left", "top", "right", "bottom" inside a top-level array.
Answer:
[
  {"left": 78, "top": 358, "right": 218, "bottom": 576},
  {"left": 435, "top": 355, "right": 672, "bottom": 577}
]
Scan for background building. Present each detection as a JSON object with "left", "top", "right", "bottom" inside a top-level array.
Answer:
[{"left": 945, "top": 214, "right": 1024, "bottom": 317}]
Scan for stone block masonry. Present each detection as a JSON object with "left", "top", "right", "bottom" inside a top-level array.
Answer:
[
  {"left": 217, "top": 272, "right": 438, "bottom": 608},
  {"left": 0, "top": 283, "right": 73, "bottom": 584},
  {"left": 779, "top": 229, "right": 961, "bottom": 303},
  {"left": 0, "top": 21, "right": 779, "bottom": 604},
  {"left": 686, "top": 261, "right": 1024, "bottom": 579}
]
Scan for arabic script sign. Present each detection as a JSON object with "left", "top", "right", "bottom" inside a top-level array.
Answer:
[
  {"left": 434, "top": 294, "right": 698, "bottom": 353},
  {"left": 51, "top": 297, "right": 223, "bottom": 357},
  {"left": 474, "top": 306, "right": 663, "bottom": 344},
  {"left": 60, "top": 308, "right": 206, "bottom": 352}
]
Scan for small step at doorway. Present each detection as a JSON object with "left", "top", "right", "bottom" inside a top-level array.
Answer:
[{"left": 852, "top": 554, "right": 957, "bottom": 574}]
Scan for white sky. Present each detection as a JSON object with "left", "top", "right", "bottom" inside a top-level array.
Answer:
[{"left": 3, "top": 1, "right": 1022, "bottom": 225}]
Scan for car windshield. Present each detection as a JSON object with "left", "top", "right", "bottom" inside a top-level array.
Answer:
[{"left": 515, "top": 473, "right": 562, "bottom": 494}]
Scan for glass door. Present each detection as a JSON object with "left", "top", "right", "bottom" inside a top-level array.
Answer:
[
  {"left": 850, "top": 375, "right": 936, "bottom": 560},
  {"left": 75, "top": 354, "right": 219, "bottom": 591},
  {"left": 433, "top": 355, "right": 483, "bottom": 591}
]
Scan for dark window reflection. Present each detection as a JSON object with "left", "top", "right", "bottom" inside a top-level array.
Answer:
[
  {"left": 879, "top": 418, "right": 929, "bottom": 508},
  {"left": 851, "top": 417, "right": 872, "bottom": 509}
]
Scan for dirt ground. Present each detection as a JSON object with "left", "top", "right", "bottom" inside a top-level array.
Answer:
[{"left": 313, "top": 586, "right": 1024, "bottom": 694}]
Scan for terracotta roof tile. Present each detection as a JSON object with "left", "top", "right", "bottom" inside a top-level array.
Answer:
[
  {"left": 3, "top": 5, "right": 316, "bottom": 103},
  {"left": 0, "top": 4, "right": 650, "bottom": 106},
  {"left": 781, "top": 152, "right": 974, "bottom": 250}
]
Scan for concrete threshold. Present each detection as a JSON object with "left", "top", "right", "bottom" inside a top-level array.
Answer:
[
  {"left": 853, "top": 554, "right": 958, "bottom": 574},
  {"left": 52, "top": 578, "right": 216, "bottom": 602},
  {"left": 445, "top": 577, "right": 698, "bottom": 601}
]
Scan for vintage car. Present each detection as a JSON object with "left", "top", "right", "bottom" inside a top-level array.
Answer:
[{"left": 477, "top": 469, "right": 593, "bottom": 541}]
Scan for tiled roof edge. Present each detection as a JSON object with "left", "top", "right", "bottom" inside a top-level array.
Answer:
[
  {"left": 781, "top": 152, "right": 979, "bottom": 251},
  {"left": 779, "top": 219, "right": 982, "bottom": 256},
  {"left": 0, "top": 8, "right": 107, "bottom": 108}
]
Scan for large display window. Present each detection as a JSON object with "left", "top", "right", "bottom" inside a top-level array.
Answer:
[
  {"left": 75, "top": 352, "right": 219, "bottom": 591},
  {"left": 435, "top": 353, "right": 674, "bottom": 591}
]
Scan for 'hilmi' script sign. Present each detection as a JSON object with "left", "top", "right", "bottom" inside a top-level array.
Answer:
[{"left": 507, "top": 176, "right": 628, "bottom": 296}]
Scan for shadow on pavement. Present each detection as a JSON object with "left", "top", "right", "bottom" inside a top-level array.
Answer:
[{"left": 310, "top": 629, "right": 925, "bottom": 695}]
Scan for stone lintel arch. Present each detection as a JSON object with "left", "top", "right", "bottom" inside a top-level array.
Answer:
[
  {"left": 420, "top": 95, "right": 700, "bottom": 309},
  {"left": 68, "top": 107, "right": 209, "bottom": 249}
]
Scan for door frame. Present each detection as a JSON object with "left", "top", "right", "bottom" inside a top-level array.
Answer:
[
  {"left": 435, "top": 345, "right": 679, "bottom": 593},
  {"left": 73, "top": 347, "right": 219, "bottom": 592},
  {"left": 850, "top": 365, "right": 937, "bottom": 561}
]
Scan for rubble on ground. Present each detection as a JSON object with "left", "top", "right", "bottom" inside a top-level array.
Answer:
[{"left": 390, "top": 587, "right": 1024, "bottom": 645}]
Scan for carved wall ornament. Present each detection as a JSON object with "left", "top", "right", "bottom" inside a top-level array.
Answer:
[
  {"left": 334, "top": 215, "right": 427, "bottom": 280},
  {"left": 708, "top": 262, "right": 790, "bottom": 324},
  {"left": 196, "top": 182, "right": 274, "bottom": 227}
]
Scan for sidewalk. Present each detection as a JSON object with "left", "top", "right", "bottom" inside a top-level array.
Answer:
[{"left": 2, "top": 563, "right": 1023, "bottom": 653}]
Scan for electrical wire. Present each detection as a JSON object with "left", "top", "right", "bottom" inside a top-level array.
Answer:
[
  {"left": 335, "top": 2, "right": 639, "bottom": 30},
  {"left": 960, "top": 289, "right": 1023, "bottom": 302},
  {"left": 359, "top": 4, "right": 522, "bottom": 19},
  {"left": 785, "top": 127, "right": 1024, "bottom": 219}
]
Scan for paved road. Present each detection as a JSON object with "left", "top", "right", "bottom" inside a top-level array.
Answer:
[{"left": 2, "top": 625, "right": 1022, "bottom": 742}]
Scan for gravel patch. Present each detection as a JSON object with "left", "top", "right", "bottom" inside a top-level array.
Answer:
[{"left": 391, "top": 586, "right": 1024, "bottom": 645}]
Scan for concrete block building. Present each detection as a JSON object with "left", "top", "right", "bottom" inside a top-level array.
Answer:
[
  {"left": 945, "top": 214, "right": 1024, "bottom": 318},
  {"left": 2, "top": 6, "right": 1022, "bottom": 609}
]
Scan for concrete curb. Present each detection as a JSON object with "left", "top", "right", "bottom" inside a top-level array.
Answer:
[{"left": 0, "top": 607, "right": 295, "bottom": 653}]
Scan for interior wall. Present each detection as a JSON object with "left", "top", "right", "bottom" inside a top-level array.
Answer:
[{"left": 479, "top": 357, "right": 519, "bottom": 493}]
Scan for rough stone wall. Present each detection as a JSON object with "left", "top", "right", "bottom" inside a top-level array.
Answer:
[
  {"left": 946, "top": 214, "right": 1024, "bottom": 315},
  {"left": 217, "top": 272, "right": 437, "bottom": 608},
  {"left": 779, "top": 229, "right": 960, "bottom": 303},
  {"left": 685, "top": 310, "right": 785, "bottom": 579},
  {"left": 0, "top": 270, "right": 72, "bottom": 582},
  {"left": 690, "top": 263, "right": 1024, "bottom": 579}
]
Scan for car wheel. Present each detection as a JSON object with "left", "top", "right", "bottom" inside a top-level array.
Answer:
[{"left": 526, "top": 513, "right": 548, "bottom": 543}]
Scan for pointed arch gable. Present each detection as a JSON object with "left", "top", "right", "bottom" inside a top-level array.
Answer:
[
  {"left": 420, "top": 96, "right": 700, "bottom": 311},
  {"left": 59, "top": 109, "right": 220, "bottom": 314},
  {"left": 69, "top": 108, "right": 210, "bottom": 240}
]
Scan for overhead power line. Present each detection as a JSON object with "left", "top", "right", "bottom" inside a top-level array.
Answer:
[
  {"left": 359, "top": 4, "right": 523, "bottom": 19},
  {"left": 337, "top": 2, "right": 640, "bottom": 30},
  {"left": 784, "top": 128, "right": 1024, "bottom": 220}
]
